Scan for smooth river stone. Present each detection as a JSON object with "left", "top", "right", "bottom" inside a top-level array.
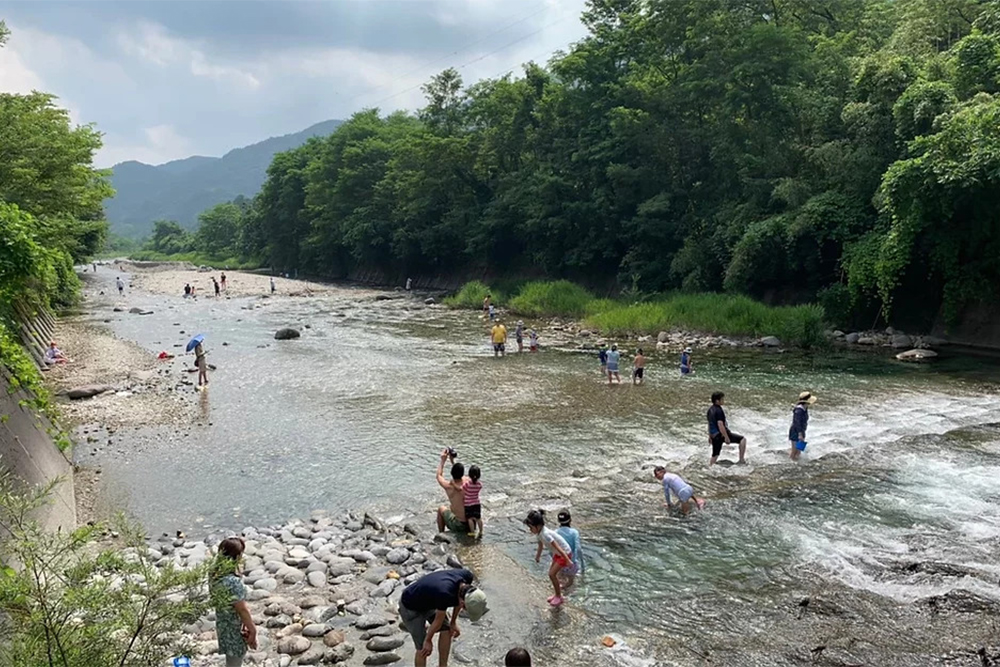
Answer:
[
  {"left": 254, "top": 577, "right": 278, "bottom": 591},
  {"left": 355, "top": 614, "right": 390, "bottom": 630},
  {"left": 325, "top": 643, "right": 354, "bottom": 663},
  {"left": 370, "top": 579, "right": 396, "bottom": 598},
  {"left": 385, "top": 548, "right": 410, "bottom": 564},
  {"left": 369, "top": 545, "right": 391, "bottom": 557},
  {"left": 297, "top": 647, "right": 325, "bottom": 665},
  {"left": 360, "top": 626, "right": 398, "bottom": 640},
  {"left": 282, "top": 569, "right": 306, "bottom": 584},
  {"left": 367, "top": 636, "right": 405, "bottom": 652},
  {"left": 302, "top": 623, "right": 331, "bottom": 638},
  {"left": 306, "top": 560, "right": 327, "bottom": 573},
  {"left": 292, "top": 526, "right": 313, "bottom": 539},
  {"left": 363, "top": 653, "right": 401, "bottom": 665},
  {"left": 299, "top": 595, "right": 326, "bottom": 609},
  {"left": 323, "top": 629, "right": 347, "bottom": 647},
  {"left": 246, "top": 589, "right": 271, "bottom": 601},
  {"left": 277, "top": 636, "right": 311, "bottom": 655},
  {"left": 307, "top": 571, "right": 327, "bottom": 588}
]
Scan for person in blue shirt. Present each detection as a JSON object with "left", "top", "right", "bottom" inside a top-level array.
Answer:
[
  {"left": 680, "top": 347, "right": 693, "bottom": 375},
  {"left": 555, "top": 510, "right": 584, "bottom": 587},
  {"left": 598, "top": 343, "right": 608, "bottom": 374},
  {"left": 789, "top": 391, "right": 817, "bottom": 460}
]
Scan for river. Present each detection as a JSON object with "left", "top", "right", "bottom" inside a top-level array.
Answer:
[{"left": 73, "top": 268, "right": 1000, "bottom": 666}]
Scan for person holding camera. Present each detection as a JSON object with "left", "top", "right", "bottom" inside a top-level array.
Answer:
[
  {"left": 436, "top": 448, "right": 470, "bottom": 533},
  {"left": 398, "top": 568, "right": 488, "bottom": 667}
]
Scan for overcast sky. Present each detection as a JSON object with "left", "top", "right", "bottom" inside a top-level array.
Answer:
[{"left": 0, "top": 0, "right": 589, "bottom": 167}]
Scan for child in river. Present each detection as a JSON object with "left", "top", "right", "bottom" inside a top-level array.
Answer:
[
  {"left": 529, "top": 329, "right": 538, "bottom": 352},
  {"left": 463, "top": 465, "right": 483, "bottom": 538},
  {"left": 653, "top": 466, "right": 706, "bottom": 515},
  {"left": 524, "top": 509, "right": 573, "bottom": 606},
  {"left": 556, "top": 510, "right": 584, "bottom": 588},
  {"left": 632, "top": 348, "right": 646, "bottom": 385}
]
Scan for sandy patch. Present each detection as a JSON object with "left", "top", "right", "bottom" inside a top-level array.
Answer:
[{"left": 126, "top": 264, "right": 331, "bottom": 299}]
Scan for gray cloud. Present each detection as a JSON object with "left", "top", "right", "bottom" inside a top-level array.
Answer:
[{"left": 1, "top": 0, "right": 589, "bottom": 166}]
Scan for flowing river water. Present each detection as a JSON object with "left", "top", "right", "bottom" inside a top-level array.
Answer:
[{"left": 75, "top": 269, "right": 1000, "bottom": 666}]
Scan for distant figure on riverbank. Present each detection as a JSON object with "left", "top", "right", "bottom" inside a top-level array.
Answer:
[
  {"left": 44, "top": 341, "right": 69, "bottom": 365},
  {"left": 707, "top": 391, "right": 747, "bottom": 464},
  {"left": 598, "top": 343, "right": 608, "bottom": 374},
  {"left": 515, "top": 321, "right": 524, "bottom": 353},
  {"left": 184, "top": 283, "right": 192, "bottom": 298},
  {"left": 504, "top": 648, "right": 532, "bottom": 666},
  {"left": 116, "top": 276, "right": 124, "bottom": 296},
  {"left": 633, "top": 348, "right": 646, "bottom": 385},
  {"left": 529, "top": 328, "right": 538, "bottom": 352},
  {"left": 210, "top": 537, "right": 257, "bottom": 667},
  {"left": 491, "top": 320, "right": 507, "bottom": 358},
  {"left": 213, "top": 277, "right": 221, "bottom": 297},
  {"left": 653, "top": 466, "right": 706, "bottom": 515},
  {"left": 220, "top": 272, "right": 227, "bottom": 291},
  {"left": 436, "top": 448, "right": 469, "bottom": 533},
  {"left": 463, "top": 465, "right": 483, "bottom": 538},
  {"left": 406, "top": 277, "right": 413, "bottom": 290},
  {"left": 269, "top": 276, "right": 276, "bottom": 294},
  {"left": 680, "top": 347, "right": 693, "bottom": 375},
  {"left": 556, "top": 510, "right": 584, "bottom": 587},
  {"left": 92, "top": 262, "right": 97, "bottom": 272},
  {"left": 482, "top": 293, "right": 491, "bottom": 317},
  {"left": 524, "top": 509, "right": 573, "bottom": 606},
  {"left": 195, "top": 341, "right": 208, "bottom": 388},
  {"left": 488, "top": 303, "right": 496, "bottom": 321},
  {"left": 606, "top": 344, "right": 621, "bottom": 385},
  {"left": 789, "top": 391, "right": 817, "bottom": 461},
  {"left": 398, "top": 568, "right": 487, "bottom": 667}
]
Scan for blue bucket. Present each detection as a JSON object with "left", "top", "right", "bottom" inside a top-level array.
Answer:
[{"left": 795, "top": 440, "right": 807, "bottom": 452}]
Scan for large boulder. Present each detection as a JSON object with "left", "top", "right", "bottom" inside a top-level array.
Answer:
[
  {"left": 274, "top": 328, "right": 301, "bottom": 340},
  {"left": 760, "top": 336, "right": 781, "bottom": 347},
  {"left": 64, "top": 385, "right": 114, "bottom": 400},
  {"left": 856, "top": 336, "right": 877, "bottom": 346},
  {"left": 844, "top": 332, "right": 860, "bottom": 344},
  {"left": 657, "top": 331, "right": 670, "bottom": 343},
  {"left": 277, "top": 636, "right": 311, "bottom": 655},
  {"left": 890, "top": 334, "right": 912, "bottom": 349},
  {"left": 896, "top": 348, "right": 938, "bottom": 362}
]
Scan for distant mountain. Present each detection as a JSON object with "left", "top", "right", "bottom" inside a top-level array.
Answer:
[{"left": 105, "top": 119, "right": 342, "bottom": 238}]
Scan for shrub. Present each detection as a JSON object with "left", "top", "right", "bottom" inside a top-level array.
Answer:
[
  {"left": 509, "top": 280, "right": 594, "bottom": 318},
  {"left": 444, "top": 281, "right": 504, "bottom": 309}
]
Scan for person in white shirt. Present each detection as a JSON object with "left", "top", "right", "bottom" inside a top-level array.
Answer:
[
  {"left": 44, "top": 342, "right": 69, "bottom": 365},
  {"left": 654, "top": 466, "right": 705, "bottom": 515},
  {"left": 524, "top": 509, "right": 573, "bottom": 606}
]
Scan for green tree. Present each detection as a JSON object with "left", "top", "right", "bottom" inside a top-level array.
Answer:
[
  {"left": 147, "top": 220, "right": 192, "bottom": 255},
  {"left": 194, "top": 202, "right": 241, "bottom": 258}
]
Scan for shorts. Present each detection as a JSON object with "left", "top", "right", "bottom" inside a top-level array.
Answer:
[
  {"left": 442, "top": 510, "right": 469, "bottom": 533},
  {"left": 399, "top": 602, "right": 449, "bottom": 649},
  {"left": 553, "top": 554, "right": 571, "bottom": 569},
  {"left": 676, "top": 484, "right": 694, "bottom": 502},
  {"left": 561, "top": 560, "right": 580, "bottom": 576},
  {"left": 530, "top": 344, "right": 538, "bottom": 351},
  {"left": 464, "top": 504, "right": 481, "bottom": 520},
  {"left": 493, "top": 343, "right": 505, "bottom": 352},
  {"left": 607, "top": 364, "right": 619, "bottom": 373},
  {"left": 710, "top": 432, "right": 744, "bottom": 457},
  {"left": 634, "top": 367, "right": 644, "bottom": 379}
]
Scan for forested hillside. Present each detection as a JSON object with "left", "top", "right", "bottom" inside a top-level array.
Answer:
[
  {"left": 181, "top": 0, "right": 1000, "bottom": 331},
  {"left": 105, "top": 119, "right": 342, "bottom": 238}
]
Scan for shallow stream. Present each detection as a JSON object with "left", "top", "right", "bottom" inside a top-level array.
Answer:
[{"left": 75, "top": 269, "right": 1000, "bottom": 666}]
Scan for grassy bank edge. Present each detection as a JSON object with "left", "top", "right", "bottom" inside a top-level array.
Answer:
[
  {"left": 127, "top": 250, "right": 262, "bottom": 270},
  {"left": 444, "top": 280, "right": 827, "bottom": 348}
]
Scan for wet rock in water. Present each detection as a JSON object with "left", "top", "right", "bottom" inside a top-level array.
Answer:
[
  {"left": 325, "top": 643, "right": 355, "bottom": 663},
  {"left": 128, "top": 307, "right": 153, "bottom": 315},
  {"left": 896, "top": 348, "right": 938, "bottom": 362},
  {"left": 446, "top": 554, "right": 463, "bottom": 569},
  {"left": 113, "top": 307, "right": 124, "bottom": 312},
  {"left": 844, "top": 332, "right": 860, "bottom": 344},
  {"left": 323, "top": 630, "right": 347, "bottom": 647},
  {"left": 918, "top": 590, "right": 1000, "bottom": 614},
  {"left": 385, "top": 548, "right": 410, "bottom": 565},
  {"left": 274, "top": 328, "right": 301, "bottom": 340},
  {"left": 297, "top": 647, "right": 325, "bottom": 665},
  {"left": 433, "top": 533, "right": 452, "bottom": 544},
  {"left": 424, "top": 297, "right": 436, "bottom": 305},
  {"left": 375, "top": 294, "right": 403, "bottom": 301},
  {"left": 364, "top": 652, "right": 402, "bottom": 665},
  {"left": 890, "top": 334, "right": 913, "bottom": 349},
  {"left": 356, "top": 614, "right": 391, "bottom": 630},
  {"left": 65, "top": 385, "right": 114, "bottom": 400},
  {"left": 367, "top": 636, "right": 405, "bottom": 652},
  {"left": 760, "top": 336, "right": 781, "bottom": 347},
  {"left": 276, "top": 636, "right": 311, "bottom": 655}
]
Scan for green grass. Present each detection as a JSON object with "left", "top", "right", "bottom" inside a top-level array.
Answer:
[
  {"left": 586, "top": 293, "right": 826, "bottom": 347},
  {"left": 128, "top": 250, "right": 261, "bottom": 270},
  {"left": 443, "top": 281, "right": 508, "bottom": 309},
  {"left": 508, "top": 280, "right": 594, "bottom": 318}
]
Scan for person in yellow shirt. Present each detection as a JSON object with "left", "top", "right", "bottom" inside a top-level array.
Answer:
[{"left": 491, "top": 320, "right": 508, "bottom": 358}]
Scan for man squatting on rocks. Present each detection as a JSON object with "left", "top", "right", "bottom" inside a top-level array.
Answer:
[
  {"left": 398, "top": 568, "right": 488, "bottom": 667},
  {"left": 437, "top": 448, "right": 470, "bottom": 533}
]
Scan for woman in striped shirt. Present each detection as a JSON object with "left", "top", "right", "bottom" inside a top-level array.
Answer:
[{"left": 463, "top": 465, "right": 483, "bottom": 538}]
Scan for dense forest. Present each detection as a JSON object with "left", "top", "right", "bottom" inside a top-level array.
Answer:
[{"left": 155, "top": 0, "right": 999, "bottom": 331}]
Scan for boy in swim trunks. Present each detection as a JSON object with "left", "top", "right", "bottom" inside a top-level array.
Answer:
[
  {"left": 653, "top": 466, "right": 706, "bottom": 515},
  {"left": 632, "top": 348, "right": 646, "bottom": 385},
  {"left": 436, "top": 449, "right": 469, "bottom": 533}
]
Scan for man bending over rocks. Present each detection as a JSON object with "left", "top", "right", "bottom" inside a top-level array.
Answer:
[
  {"left": 436, "top": 448, "right": 469, "bottom": 533},
  {"left": 399, "top": 568, "right": 488, "bottom": 667}
]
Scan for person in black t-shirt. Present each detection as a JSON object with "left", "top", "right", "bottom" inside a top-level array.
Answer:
[
  {"left": 707, "top": 391, "right": 747, "bottom": 464},
  {"left": 398, "top": 568, "right": 488, "bottom": 667}
]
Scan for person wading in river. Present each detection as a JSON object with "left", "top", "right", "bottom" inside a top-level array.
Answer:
[
  {"left": 707, "top": 391, "right": 747, "bottom": 464},
  {"left": 491, "top": 320, "right": 507, "bottom": 358},
  {"left": 789, "top": 391, "right": 817, "bottom": 461},
  {"left": 398, "top": 568, "right": 488, "bottom": 667},
  {"left": 654, "top": 466, "right": 706, "bottom": 515},
  {"left": 436, "top": 448, "right": 470, "bottom": 533}
]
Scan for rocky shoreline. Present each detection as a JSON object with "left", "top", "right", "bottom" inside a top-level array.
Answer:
[{"left": 157, "top": 510, "right": 464, "bottom": 667}]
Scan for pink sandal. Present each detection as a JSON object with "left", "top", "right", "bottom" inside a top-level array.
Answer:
[{"left": 548, "top": 596, "right": 564, "bottom": 606}]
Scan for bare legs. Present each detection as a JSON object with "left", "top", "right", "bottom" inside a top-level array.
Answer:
[
  {"left": 436, "top": 506, "right": 447, "bottom": 532},
  {"left": 547, "top": 560, "right": 563, "bottom": 602}
]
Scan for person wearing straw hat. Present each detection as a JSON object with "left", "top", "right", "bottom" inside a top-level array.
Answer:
[{"left": 789, "top": 391, "right": 817, "bottom": 460}]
